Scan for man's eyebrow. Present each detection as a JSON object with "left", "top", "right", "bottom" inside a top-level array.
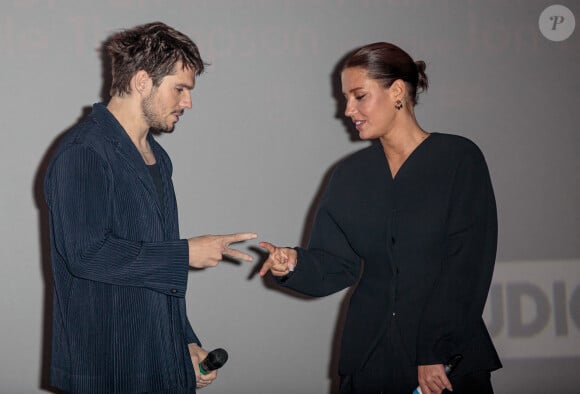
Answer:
[{"left": 176, "top": 82, "right": 194, "bottom": 90}]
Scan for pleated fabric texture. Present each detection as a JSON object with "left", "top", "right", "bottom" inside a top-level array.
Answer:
[{"left": 45, "top": 103, "right": 198, "bottom": 393}]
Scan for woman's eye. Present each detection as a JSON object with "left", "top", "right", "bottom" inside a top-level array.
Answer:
[{"left": 356, "top": 94, "right": 366, "bottom": 100}]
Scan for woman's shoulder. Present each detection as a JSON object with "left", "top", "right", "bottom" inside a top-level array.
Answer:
[
  {"left": 429, "top": 132, "right": 485, "bottom": 158},
  {"left": 323, "top": 143, "right": 387, "bottom": 192},
  {"left": 430, "top": 132, "right": 476, "bottom": 147},
  {"left": 336, "top": 142, "right": 383, "bottom": 169}
]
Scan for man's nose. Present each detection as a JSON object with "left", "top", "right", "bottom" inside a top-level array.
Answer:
[{"left": 182, "top": 91, "right": 192, "bottom": 109}]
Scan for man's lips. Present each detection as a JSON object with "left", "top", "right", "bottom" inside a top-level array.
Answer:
[{"left": 172, "top": 111, "right": 184, "bottom": 122}]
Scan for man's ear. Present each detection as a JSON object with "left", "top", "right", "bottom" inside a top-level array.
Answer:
[{"left": 132, "top": 70, "right": 152, "bottom": 96}]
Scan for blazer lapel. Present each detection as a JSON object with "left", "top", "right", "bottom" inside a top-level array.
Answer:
[{"left": 92, "top": 103, "right": 164, "bottom": 220}]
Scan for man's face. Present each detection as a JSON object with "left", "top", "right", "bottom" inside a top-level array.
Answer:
[{"left": 142, "top": 62, "right": 196, "bottom": 132}]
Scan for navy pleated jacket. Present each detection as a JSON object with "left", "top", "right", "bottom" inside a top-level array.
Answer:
[
  {"left": 281, "top": 133, "right": 502, "bottom": 378},
  {"left": 44, "top": 103, "right": 198, "bottom": 393}
]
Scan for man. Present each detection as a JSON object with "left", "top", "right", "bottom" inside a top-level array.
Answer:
[{"left": 44, "top": 22, "right": 256, "bottom": 393}]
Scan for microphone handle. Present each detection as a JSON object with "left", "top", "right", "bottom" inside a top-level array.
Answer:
[{"left": 199, "top": 362, "right": 211, "bottom": 375}]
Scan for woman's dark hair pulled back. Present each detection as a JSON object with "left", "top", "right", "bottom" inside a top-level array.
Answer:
[{"left": 343, "top": 42, "right": 428, "bottom": 106}]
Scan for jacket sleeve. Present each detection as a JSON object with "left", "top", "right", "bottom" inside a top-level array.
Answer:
[
  {"left": 45, "top": 144, "right": 190, "bottom": 297},
  {"left": 280, "top": 171, "right": 362, "bottom": 297},
  {"left": 416, "top": 145, "right": 498, "bottom": 365},
  {"left": 184, "top": 302, "right": 201, "bottom": 345}
]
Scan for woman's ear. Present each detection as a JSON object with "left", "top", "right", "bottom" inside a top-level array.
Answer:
[{"left": 389, "top": 79, "right": 407, "bottom": 101}]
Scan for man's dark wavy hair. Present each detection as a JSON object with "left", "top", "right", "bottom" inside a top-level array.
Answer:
[{"left": 106, "top": 22, "right": 207, "bottom": 97}]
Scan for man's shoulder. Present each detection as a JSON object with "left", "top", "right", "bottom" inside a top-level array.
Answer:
[
  {"left": 65, "top": 115, "right": 103, "bottom": 144},
  {"left": 59, "top": 105, "right": 121, "bottom": 154},
  {"left": 48, "top": 115, "right": 112, "bottom": 172}
]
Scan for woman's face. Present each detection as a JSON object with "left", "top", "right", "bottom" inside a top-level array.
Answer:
[{"left": 341, "top": 67, "right": 395, "bottom": 140}]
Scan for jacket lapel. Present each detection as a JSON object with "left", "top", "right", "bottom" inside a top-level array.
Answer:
[{"left": 92, "top": 103, "right": 164, "bottom": 221}]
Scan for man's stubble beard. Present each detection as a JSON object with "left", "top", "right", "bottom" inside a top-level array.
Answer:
[{"left": 142, "top": 89, "right": 174, "bottom": 132}]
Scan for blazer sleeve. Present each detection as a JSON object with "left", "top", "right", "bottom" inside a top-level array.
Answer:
[
  {"left": 280, "top": 171, "right": 362, "bottom": 297},
  {"left": 45, "top": 145, "right": 190, "bottom": 297},
  {"left": 416, "top": 145, "right": 498, "bottom": 365},
  {"left": 184, "top": 302, "right": 201, "bottom": 345}
]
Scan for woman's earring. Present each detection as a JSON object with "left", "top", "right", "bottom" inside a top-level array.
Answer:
[{"left": 395, "top": 100, "right": 403, "bottom": 110}]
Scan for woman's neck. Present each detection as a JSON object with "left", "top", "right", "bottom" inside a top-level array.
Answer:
[{"left": 379, "top": 120, "right": 429, "bottom": 178}]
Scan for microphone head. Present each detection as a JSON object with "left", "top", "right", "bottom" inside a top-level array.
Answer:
[
  {"left": 203, "top": 348, "right": 229, "bottom": 371},
  {"left": 444, "top": 354, "right": 463, "bottom": 374}
]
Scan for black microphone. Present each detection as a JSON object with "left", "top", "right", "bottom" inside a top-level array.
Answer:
[
  {"left": 199, "top": 348, "right": 228, "bottom": 375},
  {"left": 442, "top": 354, "right": 463, "bottom": 374}
]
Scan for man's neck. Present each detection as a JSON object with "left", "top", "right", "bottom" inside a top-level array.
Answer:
[{"left": 107, "top": 96, "right": 149, "bottom": 146}]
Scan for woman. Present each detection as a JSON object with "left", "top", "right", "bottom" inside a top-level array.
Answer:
[{"left": 259, "top": 42, "right": 501, "bottom": 394}]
